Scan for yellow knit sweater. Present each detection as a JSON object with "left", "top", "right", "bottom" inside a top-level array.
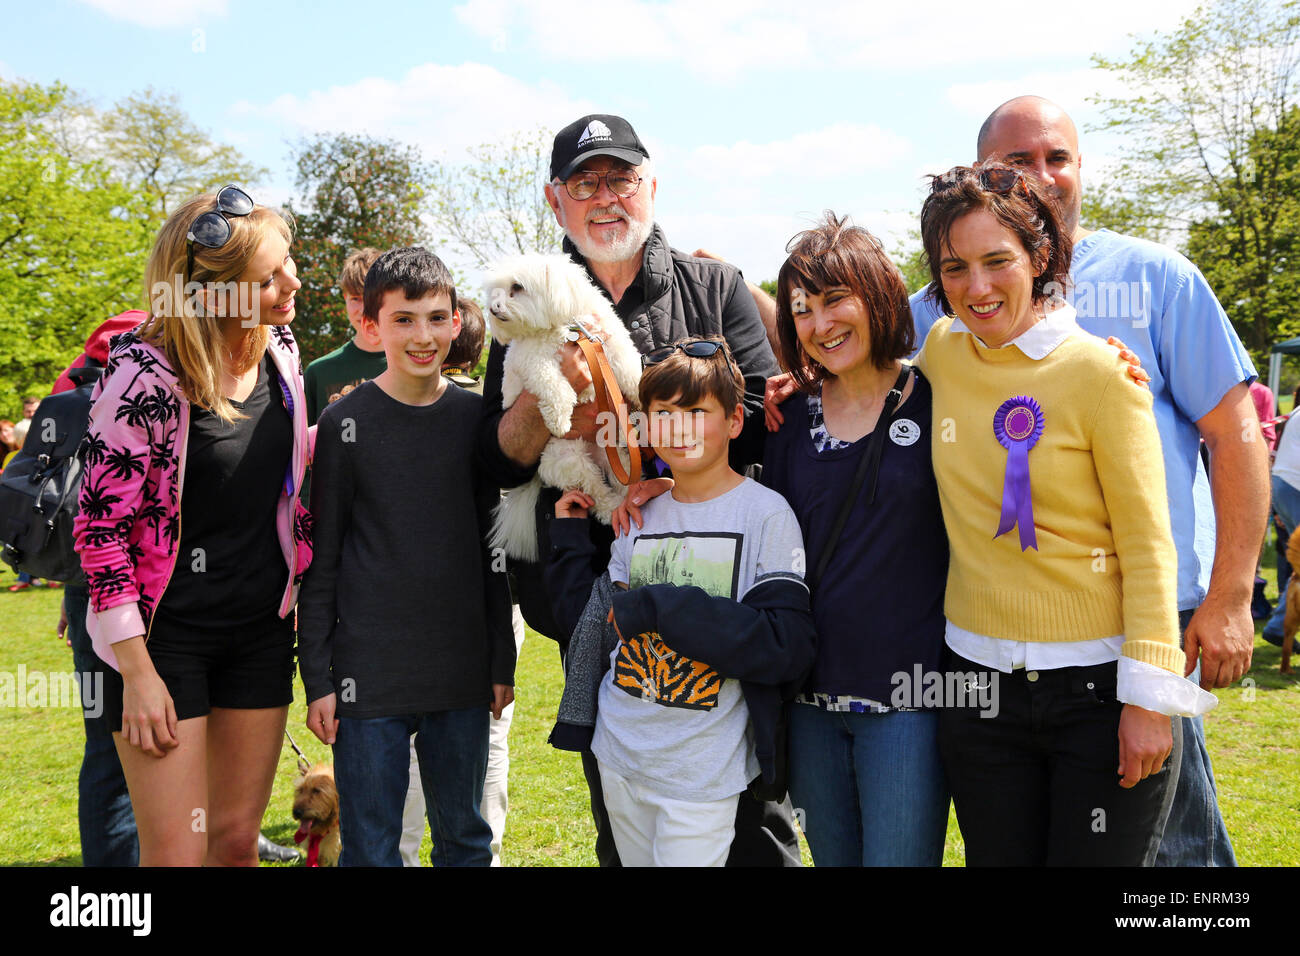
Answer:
[{"left": 916, "top": 316, "right": 1183, "bottom": 674}]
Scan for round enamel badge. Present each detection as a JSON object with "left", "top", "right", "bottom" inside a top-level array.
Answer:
[{"left": 889, "top": 418, "right": 920, "bottom": 446}]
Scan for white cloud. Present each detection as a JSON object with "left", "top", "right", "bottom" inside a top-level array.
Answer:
[
  {"left": 656, "top": 210, "right": 807, "bottom": 283},
  {"left": 651, "top": 122, "right": 911, "bottom": 213},
  {"left": 453, "top": 0, "right": 1205, "bottom": 74},
  {"left": 455, "top": 0, "right": 809, "bottom": 79},
  {"left": 659, "top": 206, "right": 923, "bottom": 284},
  {"left": 230, "top": 61, "right": 594, "bottom": 161},
  {"left": 686, "top": 122, "right": 910, "bottom": 180},
  {"left": 944, "top": 68, "right": 1133, "bottom": 126},
  {"left": 651, "top": 124, "right": 917, "bottom": 279},
  {"left": 74, "top": 0, "right": 228, "bottom": 28}
]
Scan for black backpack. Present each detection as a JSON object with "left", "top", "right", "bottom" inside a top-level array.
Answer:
[{"left": 0, "top": 362, "right": 102, "bottom": 583}]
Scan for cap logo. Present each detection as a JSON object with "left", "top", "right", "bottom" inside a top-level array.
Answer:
[{"left": 576, "top": 120, "right": 613, "bottom": 147}]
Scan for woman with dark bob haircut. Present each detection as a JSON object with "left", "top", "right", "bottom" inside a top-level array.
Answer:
[
  {"left": 762, "top": 211, "right": 951, "bottom": 865},
  {"left": 914, "top": 162, "right": 1213, "bottom": 866}
]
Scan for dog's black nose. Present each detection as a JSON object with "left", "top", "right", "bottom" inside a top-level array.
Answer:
[{"left": 292, "top": 808, "right": 302, "bottom": 819}]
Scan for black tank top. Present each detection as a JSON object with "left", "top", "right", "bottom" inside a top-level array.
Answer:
[{"left": 152, "top": 354, "right": 292, "bottom": 630}]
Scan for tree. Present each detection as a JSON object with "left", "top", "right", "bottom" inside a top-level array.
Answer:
[
  {"left": 427, "top": 128, "right": 563, "bottom": 272},
  {"left": 0, "top": 79, "right": 148, "bottom": 417},
  {"left": 97, "top": 88, "right": 267, "bottom": 224},
  {"left": 890, "top": 230, "right": 930, "bottom": 297},
  {"left": 1186, "top": 108, "right": 1300, "bottom": 357},
  {"left": 285, "top": 134, "right": 434, "bottom": 364},
  {"left": 1078, "top": 179, "right": 1162, "bottom": 241},
  {"left": 1092, "top": 0, "right": 1300, "bottom": 357}
]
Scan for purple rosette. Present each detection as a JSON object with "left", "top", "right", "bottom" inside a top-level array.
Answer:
[{"left": 993, "top": 396, "right": 1044, "bottom": 551}]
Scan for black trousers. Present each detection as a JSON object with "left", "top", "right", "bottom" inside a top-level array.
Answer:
[{"left": 939, "top": 652, "right": 1174, "bottom": 866}]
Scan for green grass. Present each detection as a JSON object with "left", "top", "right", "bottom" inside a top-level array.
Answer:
[{"left": 1, "top": 569, "right": 1296, "bottom": 866}]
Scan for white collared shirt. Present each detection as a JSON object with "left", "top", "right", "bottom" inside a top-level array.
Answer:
[{"left": 941, "top": 302, "right": 1216, "bottom": 717}]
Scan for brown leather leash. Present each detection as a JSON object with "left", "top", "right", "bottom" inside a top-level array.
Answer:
[{"left": 570, "top": 322, "right": 642, "bottom": 486}]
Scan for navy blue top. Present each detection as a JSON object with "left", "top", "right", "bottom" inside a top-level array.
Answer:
[{"left": 761, "top": 369, "right": 948, "bottom": 704}]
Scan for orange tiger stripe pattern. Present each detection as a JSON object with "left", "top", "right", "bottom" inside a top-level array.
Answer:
[{"left": 614, "top": 631, "right": 722, "bottom": 710}]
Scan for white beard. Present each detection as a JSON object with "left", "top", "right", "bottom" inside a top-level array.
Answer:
[{"left": 561, "top": 204, "right": 654, "bottom": 264}]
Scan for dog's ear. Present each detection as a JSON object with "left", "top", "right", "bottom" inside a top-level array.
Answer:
[{"left": 546, "top": 257, "right": 582, "bottom": 323}]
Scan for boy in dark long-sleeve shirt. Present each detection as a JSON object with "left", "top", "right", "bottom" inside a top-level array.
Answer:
[{"left": 298, "top": 248, "right": 514, "bottom": 867}]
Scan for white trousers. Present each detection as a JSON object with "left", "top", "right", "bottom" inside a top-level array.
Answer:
[
  {"left": 400, "top": 606, "right": 525, "bottom": 866},
  {"left": 597, "top": 762, "right": 739, "bottom": 867}
]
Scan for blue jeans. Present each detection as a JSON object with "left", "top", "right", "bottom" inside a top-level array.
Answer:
[
  {"left": 65, "top": 585, "right": 139, "bottom": 866},
  {"left": 64, "top": 582, "right": 139, "bottom": 868},
  {"left": 787, "top": 704, "right": 948, "bottom": 866},
  {"left": 1151, "top": 611, "right": 1237, "bottom": 866},
  {"left": 334, "top": 708, "right": 491, "bottom": 867},
  {"left": 1263, "top": 475, "right": 1300, "bottom": 642}
]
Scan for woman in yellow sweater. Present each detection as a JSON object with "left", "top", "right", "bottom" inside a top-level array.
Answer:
[{"left": 914, "top": 164, "right": 1214, "bottom": 866}]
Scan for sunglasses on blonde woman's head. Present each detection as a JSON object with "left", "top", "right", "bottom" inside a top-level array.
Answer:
[{"left": 185, "top": 184, "right": 255, "bottom": 283}]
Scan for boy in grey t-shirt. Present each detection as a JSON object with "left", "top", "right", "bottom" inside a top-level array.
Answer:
[{"left": 553, "top": 338, "right": 815, "bottom": 866}]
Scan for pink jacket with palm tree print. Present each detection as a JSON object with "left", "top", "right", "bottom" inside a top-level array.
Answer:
[{"left": 73, "top": 324, "right": 314, "bottom": 671}]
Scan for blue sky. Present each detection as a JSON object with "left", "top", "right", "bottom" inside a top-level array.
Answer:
[{"left": 2, "top": 0, "right": 1202, "bottom": 283}]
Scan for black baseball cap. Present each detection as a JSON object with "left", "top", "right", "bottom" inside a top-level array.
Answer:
[{"left": 550, "top": 114, "right": 650, "bottom": 182}]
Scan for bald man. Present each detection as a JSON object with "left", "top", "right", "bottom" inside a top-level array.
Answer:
[{"left": 911, "top": 96, "right": 1266, "bottom": 867}]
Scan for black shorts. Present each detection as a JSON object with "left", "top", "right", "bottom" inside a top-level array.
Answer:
[{"left": 102, "top": 612, "right": 295, "bottom": 734}]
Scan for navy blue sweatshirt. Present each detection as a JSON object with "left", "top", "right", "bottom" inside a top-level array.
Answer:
[{"left": 761, "top": 372, "right": 948, "bottom": 705}]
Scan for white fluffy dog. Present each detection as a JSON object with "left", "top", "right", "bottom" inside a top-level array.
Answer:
[{"left": 484, "top": 254, "right": 642, "bottom": 562}]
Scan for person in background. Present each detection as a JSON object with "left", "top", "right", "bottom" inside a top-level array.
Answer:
[
  {"left": 303, "top": 248, "right": 386, "bottom": 424},
  {"left": 442, "top": 298, "right": 486, "bottom": 391},
  {"left": 51, "top": 309, "right": 149, "bottom": 865},
  {"left": 1263, "top": 398, "right": 1300, "bottom": 649},
  {"left": 1249, "top": 380, "right": 1279, "bottom": 619},
  {"left": 6, "top": 404, "right": 59, "bottom": 592}
]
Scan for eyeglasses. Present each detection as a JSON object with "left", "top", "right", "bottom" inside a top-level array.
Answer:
[
  {"left": 560, "top": 169, "right": 643, "bottom": 202},
  {"left": 931, "top": 165, "right": 1028, "bottom": 196},
  {"left": 185, "top": 184, "right": 255, "bottom": 283},
  {"left": 642, "top": 340, "right": 740, "bottom": 381}
]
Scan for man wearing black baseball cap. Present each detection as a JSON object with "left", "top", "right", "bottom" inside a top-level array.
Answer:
[
  {"left": 549, "top": 114, "right": 651, "bottom": 181},
  {"left": 478, "top": 113, "right": 792, "bottom": 867}
]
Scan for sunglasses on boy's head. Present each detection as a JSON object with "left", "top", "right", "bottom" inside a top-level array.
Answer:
[
  {"left": 642, "top": 340, "right": 740, "bottom": 380},
  {"left": 931, "top": 166, "right": 1028, "bottom": 197},
  {"left": 185, "top": 184, "right": 255, "bottom": 283}
]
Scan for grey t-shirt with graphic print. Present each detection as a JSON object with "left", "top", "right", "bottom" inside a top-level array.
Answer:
[{"left": 592, "top": 477, "right": 806, "bottom": 802}]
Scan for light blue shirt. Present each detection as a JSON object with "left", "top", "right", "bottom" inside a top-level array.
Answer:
[{"left": 910, "top": 228, "right": 1256, "bottom": 611}]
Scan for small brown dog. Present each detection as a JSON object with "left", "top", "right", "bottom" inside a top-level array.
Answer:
[{"left": 292, "top": 762, "right": 341, "bottom": 867}]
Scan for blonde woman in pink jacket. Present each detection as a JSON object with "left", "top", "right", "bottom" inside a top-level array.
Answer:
[{"left": 73, "top": 186, "right": 313, "bottom": 866}]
